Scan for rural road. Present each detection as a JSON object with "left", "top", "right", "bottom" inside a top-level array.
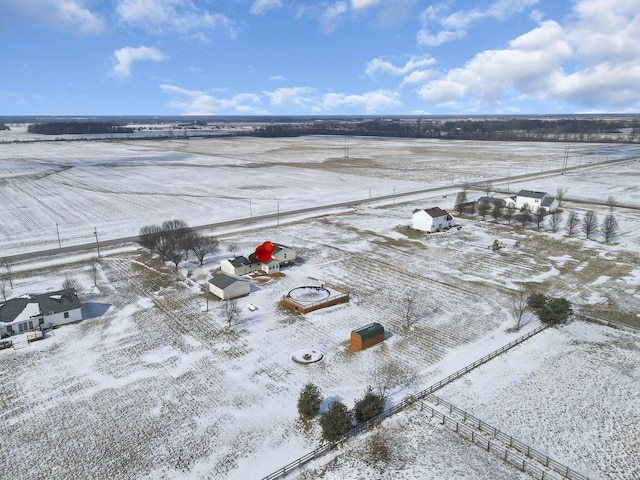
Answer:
[{"left": 4, "top": 152, "right": 638, "bottom": 263}]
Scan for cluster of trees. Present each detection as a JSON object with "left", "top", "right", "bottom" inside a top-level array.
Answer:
[
  {"left": 297, "top": 383, "right": 386, "bottom": 442},
  {"left": 456, "top": 189, "right": 619, "bottom": 242},
  {"left": 28, "top": 121, "right": 134, "bottom": 135},
  {"left": 138, "top": 219, "right": 219, "bottom": 269},
  {"left": 510, "top": 283, "right": 573, "bottom": 330}
]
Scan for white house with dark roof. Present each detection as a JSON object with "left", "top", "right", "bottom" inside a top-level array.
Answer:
[
  {"left": 507, "top": 190, "right": 559, "bottom": 212},
  {"left": 220, "top": 243, "right": 296, "bottom": 276},
  {"left": 0, "top": 289, "right": 82, "bottom": 337},
  {"left": 412, "top": 207, "right": 456, "bottom": 233},
  {"left": 208, "top": 271, "right": 251, "bottom": 300}
]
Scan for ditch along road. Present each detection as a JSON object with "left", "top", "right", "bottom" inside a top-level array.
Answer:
[{"left": 5, "top": 153, "right": 639, "bottom": 264}]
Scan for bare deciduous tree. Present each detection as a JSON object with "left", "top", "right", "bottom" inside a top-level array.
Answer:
[
  {"left": 565, "top": 211, "right": 580, "bottom": 236},
  {"left": 1, "top": 259, "right": 14, "bottom": 289},
  {"left": 372, "top": 361, "right": 406, "bottom": 398},
  {"left": 519, "top": 203, "right": 532, "bottom": 227},
  {"left": 491, "top": 202, "right": 503, "bottom": 222},
  {"left": 454, "top": 191, "right": 467, "bottom": 215},
  {"left": 534, "top": 208, "right": 547, "bottom": 230},
  {"left": 62, "top": 275, "right": 83, "bottom": 294},
  {"left": 581, "top": 210, "right": 598, "bottom": 239},
  {"left": 191, "top": 234, "right": 220, "bottom": 266},
  {"left": 400, "top": 289, "right": 418, "bottom": 328},
  {"left": 510, "top": 282, "right": 528, "bottom": 331},
  {"left": 601, "top": 214, "right": 618, "bottom": 242},
  {"left": 227, "top": 242, "right": 239, "bottom": 257},
  {"left": 0, "top": 275, "right": 7, "bottom": 301},
  {"left": 504, "top": 203, "right": 516, "bottom": 224},
  {"left": 556, "top": 187, "right": 567, "bottom": 207},
  {"left": 138, "top": 224, "right": 162, "bottom": 254},
  {"left": 607, "top": 195, "right": 617, "bottom": 212},
  {"left": 548, "top": 211, "right": 562, "bottom": 232},
  {"left": 477, "top": 199, "right": 491, "bottom": 220},
  {"left": 223, "top": 299, "right": 241, "bottom": 328}
]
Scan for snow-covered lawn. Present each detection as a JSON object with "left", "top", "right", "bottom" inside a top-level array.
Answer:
[{"left": 1, "top": 133, "right": 639, "bottom": 480}]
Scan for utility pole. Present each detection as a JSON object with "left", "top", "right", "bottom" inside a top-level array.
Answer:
[
  {"left": 277, "top": 201, "right": 280, "bottom": 227},
  {"left": 94, "top": 227, "right": 101, "bottom": 258},
  {"left": 56, "top": 223, "right": 61, "bottom": 248}
]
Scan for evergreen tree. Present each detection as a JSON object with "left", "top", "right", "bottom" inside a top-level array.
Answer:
[
  {"left": 539, "top": 297, "right": 572, "bottom": 325},
  {"left": 353, "top": 386, "right": 386, "bottom": 423},
  {"left": 297, "top": 383, "right": 322, "bottom": 421},
  {"left": 319, "top": 401, "right": 352, "bottom": 442}
]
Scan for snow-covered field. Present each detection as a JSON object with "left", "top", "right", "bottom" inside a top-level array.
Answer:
[{"left": 1, "top": 132, "right": 639, "bottom": 480}]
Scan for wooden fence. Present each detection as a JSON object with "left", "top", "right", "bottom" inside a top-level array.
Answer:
[
  {"left": 424, "top": 393, "right": 590, "bottom": 480},
  {"left": 261, "top": 324, "right": 548, "bottom": 480}
]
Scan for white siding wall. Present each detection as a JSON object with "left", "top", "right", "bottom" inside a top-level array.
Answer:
[
  {"left": 44, "top": 308, "right": 82, "bottom": 326},
  {"left": 209, "top": 281, "right": 250, "bottom": 300},
  {"left": 412, "top": 212, "right": 454, "bottom": 232}
]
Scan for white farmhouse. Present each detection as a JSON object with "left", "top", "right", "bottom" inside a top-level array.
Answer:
[
  {"left": 220, "top": 243, "right": 295, "bottom": 276},
  {"left": 271, "top": 244, "right": 296, "bottom": 265},
  {"left": 0, "top": 289, "right": 82, "bottom": 336},
  {"left": 507, "top": 190, "right": 559, "bottom": 212},
  {"left": 412, "top": 207, "right": 456, "bottom": 233},
  {"left": 208, "top": 271, "right": 251, "bottom": 300}
]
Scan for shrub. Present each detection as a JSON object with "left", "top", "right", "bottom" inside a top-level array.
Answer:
[
  {"left": 353, "top": 386, "right": 386, "bottom": 423},
  {"left": 319, "top": 401, "right": 352, "bottom": 442},
  {"left": 297, "top": 383, "right": 322, "bottom": 421}
]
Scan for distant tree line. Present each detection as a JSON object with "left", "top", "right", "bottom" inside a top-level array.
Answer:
[
  {"left": 252, "top": 117, "right": 640, "bottom": 143},
  {"left": 28, "top": 121, "right": 134, "bottom": 135}
]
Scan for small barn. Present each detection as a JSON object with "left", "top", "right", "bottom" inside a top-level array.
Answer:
[
  {"left": 348, "top": 323, "right": 385, "bottom": 352},
  {"left": 208, "top": 271, "right": 251, "bottom": 300}
]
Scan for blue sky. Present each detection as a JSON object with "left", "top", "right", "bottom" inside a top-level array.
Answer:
[{"left": 1, "top": 0, "right": 639, "bottom": 116}]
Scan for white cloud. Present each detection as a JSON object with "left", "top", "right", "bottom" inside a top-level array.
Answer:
[
  {"left": 413, "top": 0, "right": 640, "bottom": 112},
  {"left": 417, "top": 0, "right": 537, "bottom": 47},
  {"left": 3, "top": 0, "right": 104, "bottom": 34},
  {"left": 417, "top": 20, "right": 571, "bottom": 107},
  {"left": 351, "top": 0, "right": 383, "bottom": 10},
  {"left": 116, "top": 0, "right": 237, "bottom": 38},
  {"left": 319, "top": 1, "right": 348, "bottom": 34},
  {"left": 269, "top": 75, "right": 286, "bottom": 81},
  {"left": 112, "top": 46, "right": 166, "bottom": 78},
  {"left": 365, "top": 56, "right": 435, "bottom": 77},
  {"left": 263, "top": 87, "right": 319, "bottom": 108},
  {"left": 160, "top": 84, "right": 267, "bottom": 115},
  {"left": 321, "top": 89, "right": 402, "bottom": 112},
  {"left": 250, "top": 0, "right": 283, "bottom": 16}
]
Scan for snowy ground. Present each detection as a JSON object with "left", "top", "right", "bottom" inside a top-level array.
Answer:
[{"left": 1, "top": 133, "right": 639, "bottom": 480}]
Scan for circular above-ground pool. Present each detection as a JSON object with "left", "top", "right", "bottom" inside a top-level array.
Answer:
[
  {"left": 287, "top": 286, "right": 330, "bottom": 303},
  {"left": 291, "top": 348, "right": 325, "bottom": 364}
]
